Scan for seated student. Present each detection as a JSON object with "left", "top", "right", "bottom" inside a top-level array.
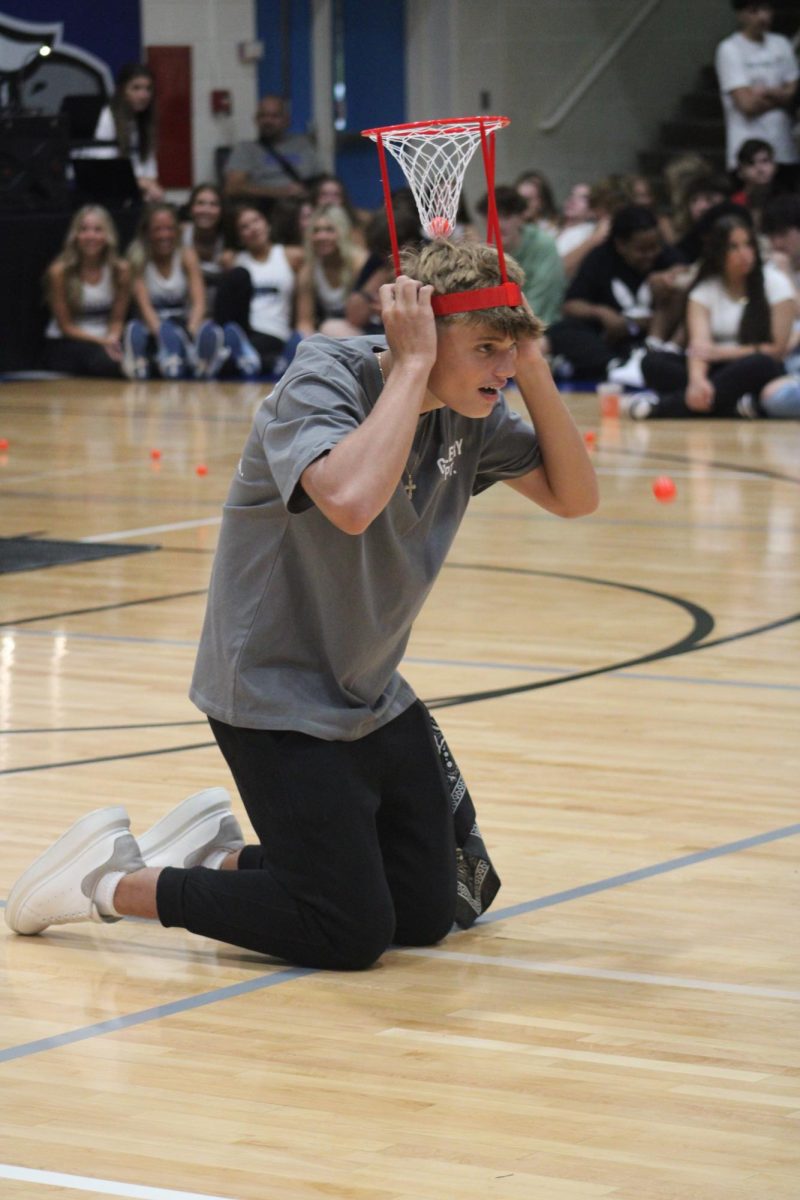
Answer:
[
  {"left": 545, "top": 204, "right": 681, "bottom": 380},
  {"left": 213, "top": 204, "right": 305, "bottom": 378},
  {"left": 515, "top": 169, "right": 560, "bottom": 237},
  {"left": 268, "top": 196, "right": 315, "bottom": 247},
  {"left": 309, "top": 174, "right": 369, "bottom": 245},
  {"left": 650, "top": 199, "right": 748, "bottom": 350},
  {"left": 124, "top": 203, "right": 221, "bottom": 380},
  {"left": 476, "top": 186, "right": 565, "bottom": 326},
  {"left": 553, "top": 181, "right": 610, "bottom": 280},
  {"left": 295, "top": 205, "right": 368, "bottom": 338},
  {"left": 672, "top": 176, "right": 733, "bottom": 263},
  {"left": 622, "top": 172, "right": 675, "bottom": 244},
  {"left": 730, "top": 138, "right": 780, "bottom": 228},
  {"left": 43, "top": 205, "right": 131, "bottom": 378},
  {"left": 344, "top": 203, "right": 422, "bottom": 336},
  {"left": 181, "top": 183, "right": 228, "bottom": 315},
  {"left": 80, "top": 63, "right": 163, "bottom": 203},
  {"left": 762, "top": 193, "right": 800, "bottom": 371},
  {"left": 629, "top": 211, "right": 794, "bottom": 419},
  {"left": 223, "top": 94, "right": 321, "bottom": 205}
]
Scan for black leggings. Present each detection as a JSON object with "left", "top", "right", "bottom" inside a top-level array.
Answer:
[
  {"left": 156, "top": 702, "right": 457, "bottom": 970},
  {"left": 43, "top": 337, "right": 123, "bottom": 379},
  {"left": 546, "top": 317, "right": 637, "bottom": 380},
  {"left": 213, "top": 266, "right": 285, "bottom": 371},
  {"left": 642, "top": 349, "right": 783, "bottom": 417}
]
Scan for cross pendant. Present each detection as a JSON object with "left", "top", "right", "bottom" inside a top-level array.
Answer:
[{"left": 404, "top": 475, "right": 416, "bottom": 499}]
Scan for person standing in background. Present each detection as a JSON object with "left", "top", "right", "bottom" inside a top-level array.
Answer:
[{"left": 715, "top": 1, "right": 799, "bottom": 187}]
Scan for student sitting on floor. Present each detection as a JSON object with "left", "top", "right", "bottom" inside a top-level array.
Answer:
[
  {"left": 124, "top": 203, "right": 224, "bottom": 380},
  {"left": 43, "top": 205, "right": 131, "bottom": 379},
  {"left": 629, "top": 210, "right": 795, "bottom": 418},
  {"left": 212, "top": 204, "right": 305, "bottom": 379},
  {"left": 545, "top": 205, "right": 681, "bottom": 382}
]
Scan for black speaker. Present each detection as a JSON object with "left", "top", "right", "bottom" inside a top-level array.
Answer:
[{"left": 0, "top": 114, "right": 70, "bottom": 211}]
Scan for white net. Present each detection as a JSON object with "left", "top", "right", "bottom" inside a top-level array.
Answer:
[{"left": 365, "top": 117, "right": 508, "bottom": 240}]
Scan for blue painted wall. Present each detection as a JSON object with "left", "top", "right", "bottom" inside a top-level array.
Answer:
[
  {"left": 0, "top": 1, "right": 142, "bottom": 78},
  {"left": 254, "top": 0, "right": 406, "bottom": 207}
]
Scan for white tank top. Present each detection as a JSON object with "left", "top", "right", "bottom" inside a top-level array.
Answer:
[
  {"left": 45, "top": 263, "right": 114, "bottom": 339},
  {"left": 313, "top": 260, "right": 347, "bottom": 319},
  {"left": 236, "top": 245, "right": 294, "bottom": 341},
  {"left": 144, "top": 251, "right": 188, "bottom": 320}
]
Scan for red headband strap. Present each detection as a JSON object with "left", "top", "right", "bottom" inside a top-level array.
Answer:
[{"left": 431, "top": 282, "right": 522, "bottom": 316}]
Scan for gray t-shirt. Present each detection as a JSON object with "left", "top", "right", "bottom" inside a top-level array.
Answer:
[
  {"left": 225, "top": 135, "right": 321, "bottom": 189},
  {"left": 190, "top": 335, "right": 542, "bottom": 740}
]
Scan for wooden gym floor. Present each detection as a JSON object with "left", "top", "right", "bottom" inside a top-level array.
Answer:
[{"left": 0, "top": 376, "right": 798, "bottom": 1200}]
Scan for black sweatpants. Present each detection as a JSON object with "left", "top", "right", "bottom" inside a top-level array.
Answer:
[
  {"left": 642, "top": 349, "right": 783, "bottom": 417},
  {"left": 212, "top": 266, "right": 285, "bottom": 372},
  {"left": 156, "top": 702, "right": 457, "bottom": 970},
  {"left": 43, "top": 337, "right": 123, "bottom": 379},
  {"left": 546, "top": 317, "right": 637, "bottom": 381}
]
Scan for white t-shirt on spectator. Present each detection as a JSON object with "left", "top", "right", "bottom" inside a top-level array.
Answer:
[
  {"left": 689, "top": 263, "right": 796, "bottom": 345},
  {"left": 715, "top": 31, "right": 799, "bottom": 167},
  {"left": 78, "top": 106, "right": 158, "bottom": 179},
  {"left": 555, "top": 222, "right": 597, "bottom": 257}
]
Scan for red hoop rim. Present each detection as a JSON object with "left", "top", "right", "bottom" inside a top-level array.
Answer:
[{"left": 361, "top": 114, "right": 510, "bottom": 139}]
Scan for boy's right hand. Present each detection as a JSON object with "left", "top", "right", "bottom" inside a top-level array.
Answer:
[{"left": 380, "top": 275, "right": 437, "bottom": 371}]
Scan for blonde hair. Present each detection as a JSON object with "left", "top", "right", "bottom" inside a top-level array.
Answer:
[
  {"left": 304, "top": 204, "right": 360, "bottom": 292},
  {"left": 400, "top": 240, "right": 543, "bottom": 338},
  {"left": 46, "top": 205, "right": 123, "bottom": 315},
  {"left": 127, "top": 202, "right": 179, "bottom": 277}
]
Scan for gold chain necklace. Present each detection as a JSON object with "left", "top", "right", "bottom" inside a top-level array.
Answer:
[{"left": 377, "top": 351, "right": 417, "bottom": 499}]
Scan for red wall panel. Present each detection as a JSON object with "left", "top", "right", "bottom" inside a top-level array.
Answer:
[{"left": 146, "top": 45, "right": 193, "bottom": 189}]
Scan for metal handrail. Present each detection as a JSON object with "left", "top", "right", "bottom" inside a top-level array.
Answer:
[{"left": 538, "top": 0, "right": 664, "bottom": 133}]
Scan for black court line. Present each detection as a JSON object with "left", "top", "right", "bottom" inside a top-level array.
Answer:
[
  {"left": 604, "top": 444, "right": 800, "bottom": 487},
  {"left": 0, "top": 588, "right": 208, "bottom": 629},
  {"left": 428, "top": 564, "right": 714, "bottom": 709},
  {"left": 0, "top": 720, "right": 208, "bottom": 735},
  {"left": 2, "top": 564, "right": 796, "bottom": 772},
  {"left": 0, "top": 741, "right": 215, "bottom": 777}
]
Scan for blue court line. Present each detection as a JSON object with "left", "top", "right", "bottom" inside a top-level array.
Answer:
[
  {"left": 4, "top": 630, "right": 798, "bottom": 693},
  {"left": 479, "top": 821, "right": 800, "bottom": 923},
  {"left": 1, "top": 820, "right": 798, "bottom": 1064},
  {"left": 0, "top": 966, "right": 315, "bottom": 1064}
]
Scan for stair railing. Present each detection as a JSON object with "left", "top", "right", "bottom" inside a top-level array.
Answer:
[{"left": 538, "top": 0, "right": 664, "bottom": 133}]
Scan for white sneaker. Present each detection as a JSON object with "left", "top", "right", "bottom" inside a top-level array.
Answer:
[
  {"left": 622, "top": 390, "right": 658, "bottom": 420},
  {"left": 736, "top": 393, "right": 757, "bottom": 419},
  {"left": 607, "top": 346, "right": 646, "bottom": 389},
  {"left": 137, "top": 788, "right": 245, "bottom": 870},
  {"left": 5, "top": 807, "right": 144, "bottom": 935}
]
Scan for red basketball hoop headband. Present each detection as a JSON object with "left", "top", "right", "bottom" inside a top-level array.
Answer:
[{"left": 361, "top": 115, "right": 523, "bottom": 317}]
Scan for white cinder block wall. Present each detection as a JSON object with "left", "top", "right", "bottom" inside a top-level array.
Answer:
[
  {"left": 141, "top": 0, "right": 259, "bottom": 196},
  {"left": 407, "top": 0, "right": 735, "bottom": 207},
  {"left": 143, "top": 0, "right": 736, "bottom": 206}
]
